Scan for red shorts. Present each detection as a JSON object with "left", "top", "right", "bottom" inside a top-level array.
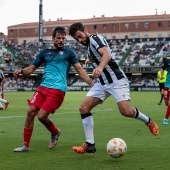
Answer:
[
  {"left": 28, "top": 86, "right": 65, "bottom": 114},
  {"left": 164, "top": 87, "right": 170, "bottom": 101}
]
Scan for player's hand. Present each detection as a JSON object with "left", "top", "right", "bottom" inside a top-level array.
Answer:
[
  {"left": 13, "top": 69, "right": 22, "bottom": 78},
  {"left": 85, "top": 59, "right": 91, "bottom": 65},
  {"left": 92, "top": 68, "right": 102, "bottom": 78}
]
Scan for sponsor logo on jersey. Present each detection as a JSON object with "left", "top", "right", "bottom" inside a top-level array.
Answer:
[{"left": 59, "top": 51, "right": 63, "bottom": 55}]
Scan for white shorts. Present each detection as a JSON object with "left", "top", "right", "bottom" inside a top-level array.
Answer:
[{"left": 86, "top": 79, "right": 130, "bottom": 103}]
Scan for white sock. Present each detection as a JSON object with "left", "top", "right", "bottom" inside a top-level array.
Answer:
[
  {"left": 0, "top": 102, "right": 3, "bottom": 108},
  {"left": 82, "top": 115, "right": 94, "bottom": 144},
  {"left": 134, "top": 108, "right": 149, "bottom": 123},
  {"left": 0, "top": 98, "right": 7, "bottom": 103}
]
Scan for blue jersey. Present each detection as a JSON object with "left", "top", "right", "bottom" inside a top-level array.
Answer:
[
  {"left": 161, "top": 57, "right": 170, "bottom": 88},
  {"left": 33, "top": 48, "right": 79, "bottom": 92}
]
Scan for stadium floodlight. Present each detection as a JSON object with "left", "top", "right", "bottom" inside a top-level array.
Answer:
[{"left": 39, "top": 0, "right": 43, "bottom": 43}]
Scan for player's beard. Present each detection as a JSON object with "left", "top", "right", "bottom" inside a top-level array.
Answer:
[
  {"left": 80, "top": 33, "right": 89, "bottom": 46},
  {"left": 54, "top": 42, "right": 64, "bottom": 49}
]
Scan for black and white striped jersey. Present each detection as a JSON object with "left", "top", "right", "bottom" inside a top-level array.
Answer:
[
  {"left": 87, "top": 34, "right": 128, "bottom": 85},
  {"left": 0, "top": 70, "right": 5, "bottom": 84}
]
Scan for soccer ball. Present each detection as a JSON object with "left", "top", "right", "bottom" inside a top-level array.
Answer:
[{"left": 106, "top": 138, "right": 127, "bottom": 158}]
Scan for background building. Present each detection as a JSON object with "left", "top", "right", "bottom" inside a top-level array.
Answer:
[{"left": 7, "top": 14, "right": 170, "bottom": 44}]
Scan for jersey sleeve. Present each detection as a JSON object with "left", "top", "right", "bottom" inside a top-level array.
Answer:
[
  {"left": 90, "top": 34, "right": 107, "bottom": 50},
  {"left": 32, "top": 51, "right": 45, "bottom": 68},
  {"left": 69, "top": 50, "right": 79, "bottom": 65},
  {"left": 0, "top": 70, "right": 5, "bottom": 79}
]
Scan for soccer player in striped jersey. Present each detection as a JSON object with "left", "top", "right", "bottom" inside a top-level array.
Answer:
[
  {"left": 69, "top": 22, "right": 159, "bottom": 154},
  {"left": 0, "top": 69, "right": 9, "bottom": 109},
  {"left": 13, "top": 26, "right": 94, "bottom": 152},
  {"left": 0, "top": 85, "right": 9, "bottom": 109}
]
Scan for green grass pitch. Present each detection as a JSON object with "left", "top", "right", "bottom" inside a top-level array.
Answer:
[{"left": 0, "top": 91, "right": 169, "bottom": 170}]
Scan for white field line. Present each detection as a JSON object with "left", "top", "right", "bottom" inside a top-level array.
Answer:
[{"left": 0, "top": 108, "right": 113, "bottom": 119}]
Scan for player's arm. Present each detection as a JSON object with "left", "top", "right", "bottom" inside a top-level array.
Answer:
[
  {"left": 73, "top": 63, "right": 94, "bottom": 87},
  {"left": 13, "top": 65, "right": 37, "bottom": 78},
  {"left": 1, "top": 78, "right": 6, "bottom": 98},
  {"left": 93, "top": 46, "right": 111, "bottom": 78},
  {"left": 1, "top": 78, "right": 6, "bottom": 87}
]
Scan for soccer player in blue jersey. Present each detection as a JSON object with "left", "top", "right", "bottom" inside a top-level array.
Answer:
[
  {"left": 69, "top": 22, "right": 159, "bottom": 154},
  {"left": 13, "top": 27, "right": 94, "bottom": 152},
  {"left": 161, "top": 54, "right": 170, "bottom": 125}
]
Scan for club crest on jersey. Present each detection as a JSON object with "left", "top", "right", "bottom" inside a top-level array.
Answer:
[
  {"left": 59, "top": 51, "right": 63, "bottom": 55},
  {"left": 31, "top": 98, "right": 35, "bottom": 103},
  {"left": 122, "top": 94, "right": 126, "bottom": 98}
]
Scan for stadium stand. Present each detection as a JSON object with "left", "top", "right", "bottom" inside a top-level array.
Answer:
[{"left": 1, "top": 39, "right": 170, "bottom": 91}]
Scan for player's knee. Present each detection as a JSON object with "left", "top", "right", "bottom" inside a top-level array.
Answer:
[
  {"left": 27, "top": 108, "right": 37, "bottom": 120},
  {"left": 79, "top": 104, "right": 88, "bottom": 113},
  {"left": 37, "top": 114, "right": 46, "bottom": 123},
  {"left": 120, "top": 108, "right": 135, "bottom": 117},
  {"left": 79, "top": 105, "right": 84, "bottom": 113}
]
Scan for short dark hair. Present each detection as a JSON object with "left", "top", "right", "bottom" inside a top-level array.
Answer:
[
  {"left": 69, "top": 22, "right": 85, "bottom": 36},
  {"left": 52, "top": 27, "right": 66, "bottom": 37}
]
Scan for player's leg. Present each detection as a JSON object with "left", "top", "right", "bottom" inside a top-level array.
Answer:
[
  {"left": 37, "top": 109, "right": 61, "bottom": 148},
  {"left": 0, "top": 98, "right": 10, "bottom": 109},
  {"left": 14, "top": 88, "right": 43, "bottom": 152},
  {"left": 110, "top": 85, "right": 158, "bottom": 136},
  {"left": 163, "top": 88, "right": 170, "bottom": 125},
  {"left": 119, "top": 103, "right": 159, "bottom": 136},
  {"left": 0, "top": 101, "right": 3, "bottom": 110},
  {"left": 72, "top": 96, "right": 101, "bottom": 154},
  {"left": 1, "top": 91, "right": 4, "bottom": 99},
  {"left": 158, "top": 84, "right": 164, "bottom": 105},
  {"left": 14, "top": 106, "right": 38, "bottom": 152},
  {"left": 38, "top": 88, "right": 65, "bottom": 148},
  {"left": 118, "top": 100, "right": 149, "bottom": 120},
  {"left": 72, "top": 83, "right": 105, "bottom": 154},
  {"left": 118, "top": 99, "right": 158, "bottom": 136},
  {"left": 161, "top": 87, "right": 165, "bottom": 103},
  {"left": 163, "top": 106, "right": 170, "bottom": 125}
]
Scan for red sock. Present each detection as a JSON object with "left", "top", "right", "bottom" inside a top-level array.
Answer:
[
  {"left": 24, "top": 128, "right": 33, "bottom": 147},
  {"left": 165, "top": 106, "right": 170, "bottom": 119},
  {"left": 46, "top": 123, "right": 58, "bottom": 135},
  {"left": 1, "top": 93, "right": 4, "bottom": 99}
]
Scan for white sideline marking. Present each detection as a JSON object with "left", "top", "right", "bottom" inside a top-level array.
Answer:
[
  {"left": 0, "top": 116, "right": 24, "bottom": 119},
  {"left": 0, "top": 109, "right": 113, "bottom": 119}
]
